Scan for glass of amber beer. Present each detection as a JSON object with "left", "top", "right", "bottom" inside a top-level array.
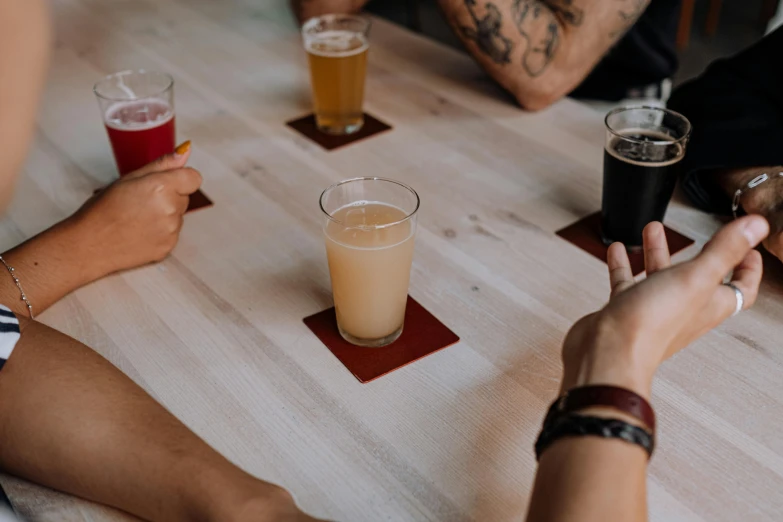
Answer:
[
  {"left": 302, "top": 14, "right": 370, "bottom": 135},
  {"left": 320, "top": 178, "right": 420, "bottom": 347}
]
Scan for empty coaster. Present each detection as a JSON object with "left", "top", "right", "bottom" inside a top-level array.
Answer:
[
  {"left": 93, "top": 187, "right": 213, "bottom": 213},
  {"left": 556, "top": 211, "right": 694, "bottom": 276},
  {"left": 286, "top": 113, "right": 392, "bottom": 151},
  {"left": 303, "top": 296, "right": 460, "bottom": 383}
]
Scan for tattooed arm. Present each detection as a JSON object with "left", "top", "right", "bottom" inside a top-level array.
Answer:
[
  {"left": 439, "top": 0, "right": 649, "bottom": 110},
  {"left": 289, "top": 0, "right": 648, "bottom": 109}
]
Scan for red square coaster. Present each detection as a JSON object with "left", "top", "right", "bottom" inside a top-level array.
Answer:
[
  {"left": 186, "top": 189, "right": 213, "bottom": 212},
  {"left": 303, "top": 296, "right": 460, "bottom": 383},
  {"left": 286, "top": 113, "right": 392, "bottom": 151},
  {"left": 556, "top": 211, "right": 694, "bottom": 276}
]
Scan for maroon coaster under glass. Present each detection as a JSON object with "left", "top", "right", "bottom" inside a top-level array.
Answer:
[
  {"left": 303, "top": 296, "right": 460, "bottom": 383},
  {"left": 93, "top": 187, "right": 213, "bottom": 213},
  {"left": 185, "top": 189, "right": 213, "bottom": 212},
  {"left": 556, "top": 211, "right": 694, "bottom": 276},
  {"left": 286, "top": 113, "right": 392, "bottom": 151}
]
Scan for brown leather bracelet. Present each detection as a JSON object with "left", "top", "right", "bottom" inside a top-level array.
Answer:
[
  {"left": 545, "top": 385, "right": 656, "bottom": 432},
  {"left": 535, "top": 414, "right": 655, "bottom": 461}
]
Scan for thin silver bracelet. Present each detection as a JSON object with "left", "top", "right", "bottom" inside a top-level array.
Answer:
[
  {"left": 732, "top": 172, "right": 783, "bottom": 219},
  {"left": 0, "top": 256, "right": 33, "bottom": 319}
]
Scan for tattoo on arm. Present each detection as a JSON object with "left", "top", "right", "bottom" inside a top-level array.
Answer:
[
  {"left": 459, "top": 0, "right": 638, "bottom": 79},
  {"left": 460, "top": 0, "right": 514, "bottom": 64},
  {"left": 511, "top": 0, "right": 583, "bottom": 77},
  {"left": 544, "top": 0, "right": 585, "bottom": 25},
  {"left": 611, "top": 0, "right": 647, "bottom": 37}
]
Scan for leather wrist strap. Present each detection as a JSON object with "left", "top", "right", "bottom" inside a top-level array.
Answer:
[
  {"left": 535, "top": 414, "right": 655, "bottom": 460},
  {"left": 544, "top": 385, "right": 655, "bottom": 432}
]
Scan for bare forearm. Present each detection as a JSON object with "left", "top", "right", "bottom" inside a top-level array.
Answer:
[
  {"left": 527, "top": 437, "right": 647, "bottom": 522},
  {"left": 0, "top": 320, "right": 284, "bottom": 522},
  {"left": 437, "top": 0, "right": 649, "bottom": 109},
  {"left": 0, "top": 218, "right": 103, "bottom": 317},
  {"left": 528, "top": 321, "right": 653, "bottom": 522},
  {"left": 527, "top": 404, "right": 649, "bottom": 522},
  {"left": 0, "top": 0, "right": 51, "bottom": 212}
]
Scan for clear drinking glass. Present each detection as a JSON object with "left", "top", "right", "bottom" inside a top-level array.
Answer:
[
  {"left": 94, "top": 70, "right": 176, "bottom": 176},
  {"left": 601, "top": 106, "right": 691, "bottom": 247},
  {"left": 320, "top": 178, "right": 420, "bottom": 347},
  {"left": 302, "top": 14, "right": 371, "bottom": 135}
]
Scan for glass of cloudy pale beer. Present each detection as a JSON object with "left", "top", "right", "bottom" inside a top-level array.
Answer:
[
  {"left": 320, "top": 178, "right": 419, "bottom": 347},
  {"left": 302, "top": 14, "right": 370, "bottom": 135},
  {"left": 94, "top": 70, "right": 176, "bottom": 176},
  {"left": 601, "top": 106, "right": 691, "bottom": 247}
]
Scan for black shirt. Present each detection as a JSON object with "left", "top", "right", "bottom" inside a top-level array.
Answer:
[
  {"left": 667, "top": 28, "right": 783, "bottom": 214},
  {"left": 571, "top": 0, "right": 681, "bottom": 100}
]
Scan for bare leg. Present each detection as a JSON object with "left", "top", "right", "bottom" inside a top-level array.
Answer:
[{"left": 0, "top": 319, "right": 322, "bottom": 522}]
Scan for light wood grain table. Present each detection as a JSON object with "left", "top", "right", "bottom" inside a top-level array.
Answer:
[{"left": 2, "top": 1, "right": 783, "bottom": 521}]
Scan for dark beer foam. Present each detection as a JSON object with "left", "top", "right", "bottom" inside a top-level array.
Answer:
[{"left": 606, "top": 128, "right": 684, "bottom": 166}]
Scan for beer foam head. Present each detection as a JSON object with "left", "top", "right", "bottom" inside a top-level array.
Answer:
[
  {"left": 305, "top": 30, "right": 369, "bottom": 57},
  {"left": 606, "top": 128, "right": 684, "bottom": 166},
  {"left": 104, "top": 99, "right": 174, "bottom": 131}
]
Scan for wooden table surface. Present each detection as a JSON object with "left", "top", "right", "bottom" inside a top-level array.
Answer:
[{"left": 3, "top": 1, "right": 783, "bottom": 520}]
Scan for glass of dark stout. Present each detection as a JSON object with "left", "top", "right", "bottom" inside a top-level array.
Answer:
[{"left": 601, "top": 106, "right": 691, "bottom": 247}]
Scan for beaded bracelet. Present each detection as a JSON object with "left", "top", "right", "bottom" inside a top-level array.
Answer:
[{"left": 0, "top": 256, "right": 33, "bottom": 319}]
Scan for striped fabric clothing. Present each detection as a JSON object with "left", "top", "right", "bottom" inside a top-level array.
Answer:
[
  {"left": 0, "top": 306, "right": 20, "bottom": 371},
  {"left": 0, "top": 309, "right": 20, "bottom": 519}
]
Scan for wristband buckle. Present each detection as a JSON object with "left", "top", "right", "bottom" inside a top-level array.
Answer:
[{"left": 732, "top": 172, "right": 783, "bottom": 219}]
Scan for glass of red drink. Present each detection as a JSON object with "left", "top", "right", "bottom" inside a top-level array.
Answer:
[{"left": 94, "top": 70, "right": 176, "bottom": 177}]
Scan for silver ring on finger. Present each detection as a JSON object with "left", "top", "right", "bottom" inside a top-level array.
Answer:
[{"left": 724, "top": 282, "right": 744, "bottom": 317}]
